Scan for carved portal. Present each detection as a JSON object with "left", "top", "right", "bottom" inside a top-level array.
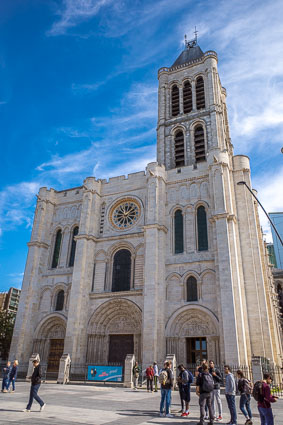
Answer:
[
  {"left": 87, "top": 299, "right": 142, "bottom": 364},
  {"left": 32, "top": 316, "right": 66, "bottom": 364}
]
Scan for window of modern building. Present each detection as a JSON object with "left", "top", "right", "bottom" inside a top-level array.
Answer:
[
  {"left": 175, "top": 131, "right": 185, "bottom": 167},
  {"left": 55, "top": 290, "right": 64, "bottom": 311},
  {"left": 194, "top": 125, "right": 206, "bottom": 162},
  {"left": 68, "top": 226, "right": 79, "bottom": 267},
  {"left": 197, "top": 206, "right": 208, "bottom": 251},
  {"left": 171, "top": 84, "right": 180, "bottom": 116},
  {"left": 174, "top": 209, "right": 184, "bottom": 254},
  {"left": 183, "top": 81, "right": 192, "bottom": 113},
  {"left": 112, "top": 249, "right": 131, "bottom": 292},
  {"left": 196, "top": 76, "right": 205, "bottom": 109},
  {"left": 51, "top": 229, "right": 62, "bottom": 268},
  {"left": 187, "top": 276, "right": 198, "bottom": 302}
]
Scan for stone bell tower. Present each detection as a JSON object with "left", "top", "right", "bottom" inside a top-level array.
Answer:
[{"left": 157, "top": 33, "right": 233, "bottom": 171}]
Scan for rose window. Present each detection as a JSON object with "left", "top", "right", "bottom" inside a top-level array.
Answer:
[{"left": 110, "top": 199, "right": 141, "bottom": 230}]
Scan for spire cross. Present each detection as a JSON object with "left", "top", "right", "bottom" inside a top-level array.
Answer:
[{"left": 194, "top": 26, "right": 198, "bottom": 42}]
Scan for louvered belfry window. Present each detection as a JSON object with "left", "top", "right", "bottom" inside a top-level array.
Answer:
[
  {"left": 112, "top": 249, "right": 131, "bottom": 292},
  {"left": 175, "top": 131, "right": 185, "bottom": 167},
  {"left": 194, "top": 125, "right": 206, "bottom": 162},
  {"left": 183, "top": 81, "right": 192, "bottom": 113},
  {"left": 174, "top": 209, "right": 184, "bottom": 254},
  {"left": 187, "top": 276, "right": 198, "bottom": 302},
  {"left": 171, "top": 84, "right": 180, "bottom": 116},
  {"left": 197, "top": 206, "right": 208, "bottom": 251},
  {"left": 68, "top": 226, "right": 79, "bottom": 267},
  {"left": 196, "top": 76, "right": 205, "bottom": 109},
  {"left": 55, "top": 290, "right": 64, "bottom": 311},
  {"left": 52, "top": 229, "right": 62, "bottom": 268}
]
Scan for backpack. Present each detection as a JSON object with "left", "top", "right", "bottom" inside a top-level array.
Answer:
[
  {"left": 201, "top": 372, "right": 214, "bottom": 393},
  {"left": 252, "top": 381, "right": 263, "bottom": 401},
  {"left": 158, "top": 370, "right": 169, "bottom": 385},
  {"left": 243, "top": 378, "right": 253, "bottom": 395}
]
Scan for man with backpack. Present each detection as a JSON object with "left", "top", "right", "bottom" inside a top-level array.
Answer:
[
  {"left": 237, "top": 370, "right": 253, "bottom": 424},
  {"left": 224, "top": 365, "right": 237, "bottom": 425},
  {"left": 254, "top": 373, "right": 277, "bottom": 425},
  {"left": 159, "top": 361, "right": 174, "bottom": 418},
  {"left": 209, "top": 360, "right": 223, "bottom": 421},
  {"left": 196, "top": 363, "right": 214, "bottom": 425},
  {"left": 177, "top": 364, "right": 194, "bottom": 417}
]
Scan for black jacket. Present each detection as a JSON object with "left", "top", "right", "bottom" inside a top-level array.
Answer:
[
  {"left": 31, "top": 365, "right": 42, "bottom": 386},
  {"left": 209, "top": 367, "right": 222, "bottom": 389}
]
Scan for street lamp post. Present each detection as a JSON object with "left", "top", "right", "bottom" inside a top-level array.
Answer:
[{"left": 237, "top": 181, "right": 283, "bottom": 246}]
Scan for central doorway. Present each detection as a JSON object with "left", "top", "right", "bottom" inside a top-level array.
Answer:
[
  {"left": 47, "top": 338, "right": 64, "bottom": 373},
  {"left": 108, "top": 334, "right": 134, "bottom": 364},
  {"left": 186, "top": 337, "right": 207, "bottom": 363}
]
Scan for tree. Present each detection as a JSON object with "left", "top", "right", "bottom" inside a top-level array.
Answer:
[{"left": 0, "top": 310, "right": 15, "bottom": 360}]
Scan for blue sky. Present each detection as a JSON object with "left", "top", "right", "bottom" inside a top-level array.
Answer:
[{"left": 1, "top": 0, "right": 283, "bottom": 292}]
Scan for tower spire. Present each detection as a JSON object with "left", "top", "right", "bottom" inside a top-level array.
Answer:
[{"left": 184, "top": 28, "right": 198, "bottom": 49}]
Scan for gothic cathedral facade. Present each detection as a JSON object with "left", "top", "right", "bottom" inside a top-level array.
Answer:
[{"left": 10, "top": 39, "right": 282, "bottom": 375}]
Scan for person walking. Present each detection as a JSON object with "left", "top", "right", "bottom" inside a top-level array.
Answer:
[
  {"left": 159, "top": 361, "right": 174, "bottom": 418},
  {"left": 177, "top": 364, "right": 193, "bottom": 417},
  {"left": 8, "top": 360, "right": 18, "bottom": 393},
  {"left": 209, "top": 360, "right": 222, "bottom": 421},
  {"left": 1, "top": 361, "right": 11, "bottom": 393},
  {"left": 23, "top": 359, "right": 46, "bottom": 412},
  {"left": 225, "top": 365, "right": 237, "bottom": 425},
  {"left": 237, "top": 370, "right": 253, "bottom": 424},
  {"left": 132, "top": 361, "right": 139, "bottom": 391},
  {"left": 153, "top": 362, "right": 159, "bottom": 392},
  {"left": 146, "top": 365, "right": 154, "bottom": 392},
  {"left": 196, "top": 363, "right": 214, "bottom": 425},
  {"left": 257, "top": 373, "right": 277, "bottom": 425}
]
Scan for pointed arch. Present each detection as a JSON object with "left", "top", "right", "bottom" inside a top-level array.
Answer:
[
  {"left": 194, "top": 125, "right": 206, "bottom": 162},
  {"left": 174, "top": 130, "right": 185, "bottom": 167},
  {"left": 51, "top": 229, "right": 62, "bottom": 268},
  {"left": 68, "top": 225, "right": 79, "bottom": 267},
  {"left": 174, "top": 209, "right": 184, "bottom": 254},
  {"left": 196, "top": 76, "right": 205, "bottom": 109},
  {"left": 186, "top": 276, "right": 198, "bottom": 302},
  {"left": 171, "top": 84, "right": 180, "bottom": 116},
  {"left": 183, "top": 80, "right": 192, "bottom": 113},
  {"left": 197, "top": 205, "right": 208, "bottom": 251},
  {"left": 112, "top": 249, "right": 131, "bottom": 292}
]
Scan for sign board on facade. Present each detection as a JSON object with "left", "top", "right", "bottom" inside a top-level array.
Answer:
[{"left": 87, "top": 365, "right": 123, "bottom": 382}]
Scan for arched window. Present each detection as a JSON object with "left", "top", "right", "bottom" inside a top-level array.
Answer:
[
  {"left": 55, "top": 290, "right": 64, "bottom": 311},
  {"left": 112, "top": 249, "right": 131, "bottom": 292},
  {"left": 197, "top": 206, "right": 208, "bottom": 251},
  {"left": 68, "top": 226, "right": 79, "bottom": 267},
  {"left": 196, "top": 76, "right": 205, "bottom": 109},
  {"left": 52, "top": 229, "right": 62, "bottom": 268},
  {"left": 171, "top": 84, "right": 180, "bottom": 117},
  {"left": 194, "top": 125, "right": 206, "bottom": 162},
  {"left": 183, "top": 81, "right": 192, "bottom": 113},
  {"left": 175, "top": 131, "right": 185, "bottom": 167},
  {"left": 187, "top": 276, "right": 198, "bottom": 302},
  {"left": 174, "top": 210, "right": 184, "bottom": 254}
]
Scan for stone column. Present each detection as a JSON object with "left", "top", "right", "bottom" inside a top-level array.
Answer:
[
  {"left": 124, "top": 354, "right": 135, "bottom": 388},
  {"left": 64, "top": 178, "right": 101, "bottom": 366},
  {"left": 9, "top": 188, "right": 56, "bottom": 369},
  {"left": 142, "top": 163, "right": 167, "bottom": 368}
]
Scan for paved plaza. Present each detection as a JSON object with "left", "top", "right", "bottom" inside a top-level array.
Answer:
[{"left": 0, "top": 383, "right": 283, "bottom": 425}]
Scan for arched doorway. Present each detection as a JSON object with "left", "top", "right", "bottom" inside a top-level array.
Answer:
[
  {"left": 165, "top": 306, "right": 220, "bottom": 366},
  {"left": 87, "top": 299, "right": 142, "bottom": 365},
  {"left": 33, "top": 315, "right": 66, "bottom": 377}
]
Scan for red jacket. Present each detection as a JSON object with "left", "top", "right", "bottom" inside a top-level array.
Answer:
[
  {"left": 146, "top": 367, "right": 154, "bottom": 378},
  {"left": 258, "top": 382, "right": 276, "bottom": 409}
]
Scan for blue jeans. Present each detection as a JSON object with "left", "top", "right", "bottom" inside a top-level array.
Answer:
[
  {"left": 2, "top": 378, "right": 9, "bottom": 391},
  {"left": 226, "top": 394, "right": 237, "bottom": 424},
  {"left": 160, "top": 388, "right": 171, "bottom": 415},
  {"left": 27, "top": 384, "right": 44, "bottom": 410},
  {"left": 8, "top": 378, "right": 15, "bottom": 391},
  {"left": 240, "top": 393, "right": 252, "bottom": 418},
  {"left": 258, "top": 406, "right": 274, "bottom": 425}
]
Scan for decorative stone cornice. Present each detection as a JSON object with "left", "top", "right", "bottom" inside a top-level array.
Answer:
[
  {"left": 89, "top": 289, "right": 143, "bottom": 300},
  {"left": 36, "top": 196, "right": 56, "bottom": 207},
  {"left": 76, "top": 231, "right": 144, "bottom": 243},
  {"left": 143, "top": 224, "right": 168, "bottom": 233},
  {"left": 27, "top": 241, "right": 49, "bottom": 249},
  {"left": 210, "top": 213, "right": 237, "bottom": 223}
]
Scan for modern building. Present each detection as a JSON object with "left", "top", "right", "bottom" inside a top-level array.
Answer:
[
  {"left": 270, "top": 212, "right": 283, "bottom": 269},
  {"left": 0, "top": 292, "right": 6, "bottom": 310},
  {"left": 9, "top": 36, "right": 283, "bottom": 377},
  {"left": 4, "top": 287, "right": 21, "bottom": 317},
  {"left": 267, "top": 243, "right": 277, "bottom": 268}
]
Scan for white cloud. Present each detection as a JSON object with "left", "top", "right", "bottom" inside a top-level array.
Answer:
[
  {"left": 47, "top": 0, "right": 114, "bottom": 36},
  {"left": 253, "top": 166, "right": 283, "bottom": 243}
]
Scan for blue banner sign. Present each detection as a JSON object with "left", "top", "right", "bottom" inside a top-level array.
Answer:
[{"left": 87, "top": 365, "right": 123, "bottom": 382}]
